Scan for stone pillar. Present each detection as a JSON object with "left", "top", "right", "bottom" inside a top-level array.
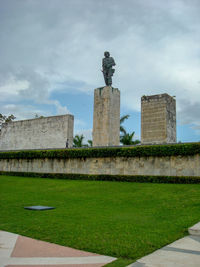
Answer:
[
  {"left": 93, "top": 86, "right": 120, "bottom": 146},
  {"left": 141, "top": 93, "right": 176, "bottom": 144}
]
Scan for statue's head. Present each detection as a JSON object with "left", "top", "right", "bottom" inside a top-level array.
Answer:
[{"left": 104, "top": 51, "right": 110, "bottom": 58}]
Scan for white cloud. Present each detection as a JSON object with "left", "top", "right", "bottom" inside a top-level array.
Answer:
[
  {"left": 0, "top": 0, "right": 200, "bottom": 135},
  {"left": 1, "top": 103, "right": 50, "bottom": 120},
  {"left": 74, "top": 119, "right": 87, "bottom": 129},
  {"left": 0, "top": 77, "right": 29, "bottom": 96},
  {"left": 75, "top": 129, "right": 92, "bottom": 142},
  {"left": 52, "top": 100, "right": 70, "bottom": 115}
]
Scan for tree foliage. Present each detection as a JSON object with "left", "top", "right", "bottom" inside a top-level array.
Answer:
[
  {"left": 87, "top": 140, "right": 93, "bottom": 147},
  {"left": 35, "top": 114, "right": 44, "bottom": 119},
  {"left": 120, "top": 114, "right": 130, "bottom": 135},
  {"left": 73, "top": 135, "right": 93, "bottom": 148},
  {"left": 73, "top": 134, "right": 85, "bottom": 147},
  {"left": 0, "top": 114, "right": 16, "bottom": 128},
  {"left": 120, "top": 132, "right": 134, "bottom": 145},
  {"left": 120, "top": 114, "right": 140, "bottom": 145}
]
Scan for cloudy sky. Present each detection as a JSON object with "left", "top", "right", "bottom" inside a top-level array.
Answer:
[{"left": 0, "top": 0, "right": 200, "bottom": 142}]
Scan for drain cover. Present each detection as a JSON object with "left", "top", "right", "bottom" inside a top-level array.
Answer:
[{"left": 24, "top": 206, "right": 55, "bottom": 210}]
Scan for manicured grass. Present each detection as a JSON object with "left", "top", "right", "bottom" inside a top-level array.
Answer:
[{"left": 1, "top": 175, "right": 200, "bottom": 266}]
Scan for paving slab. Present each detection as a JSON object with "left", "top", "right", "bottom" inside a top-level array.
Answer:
[
  {"left": 0, "top": 230, "right": 116, "bottom": 267},
  {"left": 188, "top": 222, "right": 200, "bottom": 236}
]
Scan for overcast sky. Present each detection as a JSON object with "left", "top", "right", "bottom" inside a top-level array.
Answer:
[{"left": 0, "top": 0, "right": 200, "bottom": 142}]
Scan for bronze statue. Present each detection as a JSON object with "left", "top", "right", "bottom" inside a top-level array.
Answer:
[{"left": 102, "top": 51, "right": 116, "bottom": 86}]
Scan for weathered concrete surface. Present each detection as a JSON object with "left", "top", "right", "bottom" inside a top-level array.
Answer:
[
  {"left": 93, "top": 86, "right": 120, "bottom": 146},
  {"left": 128, "top": 236, "right": 200, "bottom": 267},
  {"left": 141, "top": 94, "right": 176, "bottom": 144},
  {"left": 0, "top": 114, "right": 74, "bottom": 150},
  {"left": 188, "top": 222, "right": 200, "bottom": 236},
  {"left": 128, "top": 223, "right": 200, "bottom": 267},
  {"left": 0, "top": 154, "right": 199, "bottom": 177}
]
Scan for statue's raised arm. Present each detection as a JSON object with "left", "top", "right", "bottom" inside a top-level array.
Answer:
[{"left": 102, "top": 51, "right": 116, "bottom": 86}]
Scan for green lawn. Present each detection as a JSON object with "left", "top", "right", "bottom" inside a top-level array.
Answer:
[{"left": 0, "top": 175, "right": 200, "bottom": 266}]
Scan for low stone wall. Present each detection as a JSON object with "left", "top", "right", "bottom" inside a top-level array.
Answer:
[{"left": 0, "top": 154, "right": 199, "bottom": 177}]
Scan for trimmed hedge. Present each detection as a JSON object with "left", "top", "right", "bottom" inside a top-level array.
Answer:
[
  {"left": 0, "top": 142, "right": 200, "bottom": 160},
  {"left": 1, "top": 171, "right": 200, "bottom": 184}
]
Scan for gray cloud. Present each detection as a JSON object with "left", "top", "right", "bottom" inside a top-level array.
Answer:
[
  {"left": 178, "top": 99, "right": 200, "bottom": 128},
  {"left": 0, "top": 0, "right": 200, "bottom": 131}
]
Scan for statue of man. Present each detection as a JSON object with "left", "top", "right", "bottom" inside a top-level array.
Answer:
[{"left": 102, "top": 51, "right": 116, "bottom": 86}]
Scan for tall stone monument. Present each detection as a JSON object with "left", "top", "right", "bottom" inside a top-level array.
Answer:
[
  {"left": 141, "top": 93, "right": 176, "bottom": 144},
  {"left": 93, "top": 86, "right": 120, "bottom": 146},
  {"left": 93, "top": 52, "right": 120, "bottom": 146}
]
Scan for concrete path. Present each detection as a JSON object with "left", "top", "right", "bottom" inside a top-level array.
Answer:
[
  {"left": 2, "top": 222, "right": 200, "bottom": 267},
  {"left": 128, "top": 222, "right": 200, "bottom": 267},
  {"left": 0, "top": 231, "right": 116, "bottom": 267}
]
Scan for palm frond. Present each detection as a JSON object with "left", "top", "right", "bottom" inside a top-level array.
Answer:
[{"left": 120, "top": 114, "right": 130, "bottom": 124}]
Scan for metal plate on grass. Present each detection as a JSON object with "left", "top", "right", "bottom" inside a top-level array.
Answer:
[{"left": 24, "top": 205, "right": 55, "bottom": 210}]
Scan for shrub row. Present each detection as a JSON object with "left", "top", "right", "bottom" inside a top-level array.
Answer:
[
  {"left": 0, "top": 142, "right": 199, "bottom": 160},
  {"left": 1, "top": 171, "right": 200, "bottom": 184}
]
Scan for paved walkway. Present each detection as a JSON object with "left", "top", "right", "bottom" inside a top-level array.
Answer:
[
  {"left": 128, "top": 222, "right": 200, "bottom": 267},
  {"left": 1, "top": 222, "right": 200, "bottom": 267},
  {"left": 0, "top": 231, "right": 116, "bottom": 267}
]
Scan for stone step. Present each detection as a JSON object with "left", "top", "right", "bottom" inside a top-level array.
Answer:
[{"left": 188, "top": 222, "right": 200, "bottom": 236}]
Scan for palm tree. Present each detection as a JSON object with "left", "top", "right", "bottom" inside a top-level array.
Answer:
[
  {"left": 73, "top": 134, "right": 84, "bottom": 147},
  {"left": 120, "top": 114, "right": 130, "bottom": 135},
  {"left": 87, "top": 140, "right": 93, "bottom": 147},
  {"left": 120, "top": 132, "right": 135, "bottom": 145},
  {"left": 120, "top": 132, "right": 140, "bottom": 145},
  {"left": 120, "top": 114, "right": 140, "bottom": 145},
  {"left": 132, "top": 139, "right": 140, "bottom": 145}
]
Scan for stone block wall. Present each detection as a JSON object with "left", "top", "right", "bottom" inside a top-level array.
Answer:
[
  {"left": 0, "top": 114, "right": 74, "bottom": 150},
  {"left": 0, "top": 154, "right": 199, "bottom": 177},
  {"left": 141, "top": 94, "right": 176, "bottom": 144}
]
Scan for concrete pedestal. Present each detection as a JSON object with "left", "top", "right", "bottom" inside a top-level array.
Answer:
[{"left": 93, "top": 86, "right": 120, "bottom": 146}]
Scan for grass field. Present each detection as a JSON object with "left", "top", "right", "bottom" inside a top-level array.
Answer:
[{"left": 1, "top": 175, "right": 200, "bottom": 266}]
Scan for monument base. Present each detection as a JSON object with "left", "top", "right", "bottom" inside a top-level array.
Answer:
[{"left": 93, "top": 86, "right": 120, "bottom": 146}]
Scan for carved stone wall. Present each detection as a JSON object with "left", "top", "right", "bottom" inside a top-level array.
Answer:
[
  {"left": 0, "top": 114, "right": 74, "bottom": 150},
  {"left": 0, "top": 154, "right": 199, "bottom": 177},
  {"left": 141, "top": 94, "right": 176, "bottom": 144},
  {"left": 93, "top": 86, "right": 120, "bottom": 146}
]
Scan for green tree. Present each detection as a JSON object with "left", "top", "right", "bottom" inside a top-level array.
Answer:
[
  {"left": 73, "top": 134, "right": 85, "bottom": 147},
  {"left": 87, "top": 140, "right": 93, "bottom": 147},
  {"left": 120, "top": 132, "right": 135, "bottom": 145},
  {"left": 120, "top": 114, "right": 130, "bottom": 135},
  {"left": 132, "top": 139, "right": 140, "bottom": 145},
  {"left": 120, "top": 114, "right": 140, "bottom": 145},
  {"left": 0, "top": 114, "right": 16, "bottom": 128},
  {"left": 120, "top": 132, "right": 140, "bottom": 145},
  {"left": 35, "top": 114, "right": 44, "bottom": 119}
]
